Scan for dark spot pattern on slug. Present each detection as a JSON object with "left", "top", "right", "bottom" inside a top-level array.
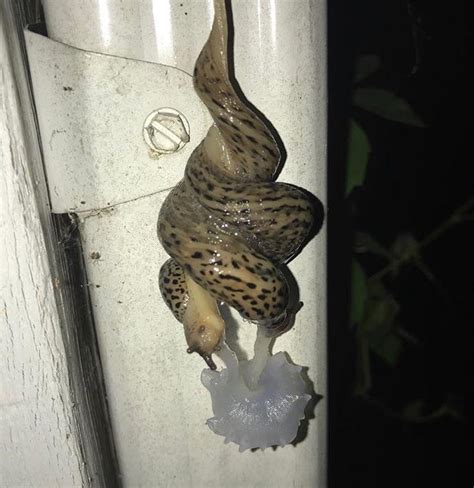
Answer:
[
  {"left": 157, "top": 0, "right": 317, "bottom": 328},
  {"left": 159, "top": 259, "right": 189, "bottom": 322}
]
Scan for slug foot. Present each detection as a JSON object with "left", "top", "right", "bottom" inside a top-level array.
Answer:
[{"left": 201, "top": 333, "right": 311, "bottom": 452}]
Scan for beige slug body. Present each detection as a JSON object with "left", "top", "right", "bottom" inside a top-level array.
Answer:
[{"left": 158, "top": 0, "right": 315, "bottom": 369}]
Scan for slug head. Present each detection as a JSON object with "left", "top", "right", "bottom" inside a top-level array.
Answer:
[
  {"left": 180, "top": 271, "right": 225, "bottom": 370},
  {"left": 184, "top": 318, "right": 223, "bottom": 371}
]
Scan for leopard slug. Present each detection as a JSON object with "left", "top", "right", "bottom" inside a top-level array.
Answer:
[{"left": 158, "top": 0, "right": 315, "bottom": 370}]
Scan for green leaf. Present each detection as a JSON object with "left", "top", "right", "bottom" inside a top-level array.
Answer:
[
  {"left": 402, "top": 399, "right": 464, "bottom": 423},
  {"left": 354, "top": 232, "right": 391, "bottom": 259},
  {"left": 354, "top": 333, "right": 371, "bottom": 395},
  {"left": 346, "top": 120, "right": 371, "bottom": 195},
  {"left": 391, "top": 233, "right": 419, "bottom": 261},
  {"left": 402, "top": 400, "right": 426, "bottom": 422},
  {"left": 370, "top": 332, "right": 403, "bottom": 366},
  {"left": 358, "top": 281, "right": 403, "bottom": 365},
  {"left": 360, "top": 287, "right": 399, "bottom": 337},
  {"left": 354, "top": 54, "right": 381, "bottom": 83},
  {"left": 351, "top": 259, "right": 368, "bottom": 325},
  {"left": 353, "top": 88, "right": 426, "bottom": 127},
  {"left": 390, "top": 233, "right": 420, "bottom": 276}
]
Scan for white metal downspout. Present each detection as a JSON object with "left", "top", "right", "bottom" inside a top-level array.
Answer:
[{"left": 35, "top": 1, "right": 327, "bottom": 485}]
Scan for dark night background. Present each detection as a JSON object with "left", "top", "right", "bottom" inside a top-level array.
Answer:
[{"left": 328, "top": 0, "right": 472, "bottom": 486}]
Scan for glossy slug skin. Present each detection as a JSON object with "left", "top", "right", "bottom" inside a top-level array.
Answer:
[{"left": 158, "top": 0, "right": 316, "bottom": 368}]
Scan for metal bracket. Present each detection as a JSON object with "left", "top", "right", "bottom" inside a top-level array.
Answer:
[{"left": 25, "top": 29, "right": 212, "bottom": 213}]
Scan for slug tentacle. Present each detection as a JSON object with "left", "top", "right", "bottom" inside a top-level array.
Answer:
[{"left": 157, "top": 0, "right": 316, "bottom": 367}]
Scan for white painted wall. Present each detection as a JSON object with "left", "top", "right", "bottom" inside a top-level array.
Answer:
[{"left": 0, "top": 8, "right": 85, "bottom": 486}]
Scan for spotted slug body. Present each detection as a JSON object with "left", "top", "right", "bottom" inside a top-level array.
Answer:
[{"left": 158, "top": 0, "right": 316, "bottom": 369}]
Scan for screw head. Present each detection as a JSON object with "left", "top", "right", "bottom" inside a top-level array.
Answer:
[{"left": 143, "top": 108, "right": 190, "bottom": 155}]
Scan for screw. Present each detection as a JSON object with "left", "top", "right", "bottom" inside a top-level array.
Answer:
[{"left": 143, "top": 108, "right": 190, "bottom": 154}]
